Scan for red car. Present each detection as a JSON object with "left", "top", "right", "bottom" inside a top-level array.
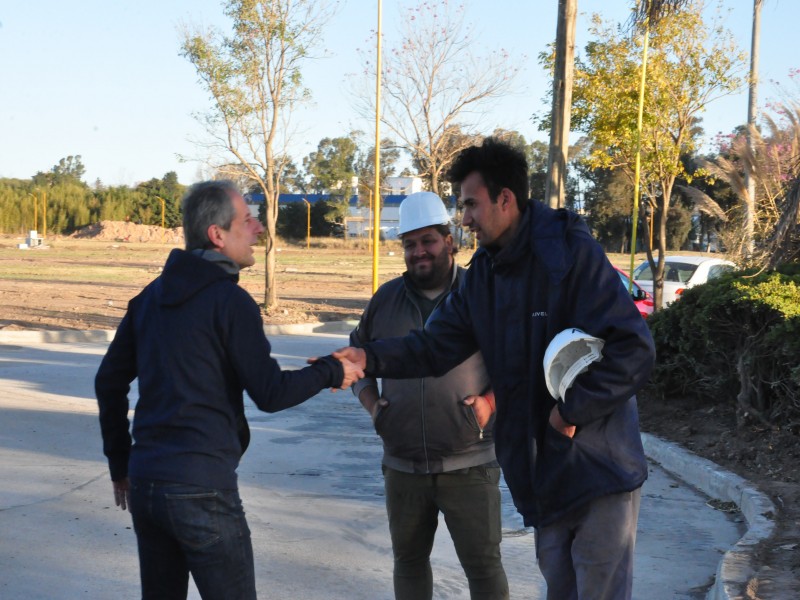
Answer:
[{"left": 615, "top": 267, "right": 654, "bottom": 318}]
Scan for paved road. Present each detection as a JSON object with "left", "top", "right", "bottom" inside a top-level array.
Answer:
[{"left": 0, "top": 334, "right": 743, "bottom": 599}]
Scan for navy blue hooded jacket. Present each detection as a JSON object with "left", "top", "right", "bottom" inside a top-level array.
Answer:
[
  {"left": 96, "top": 249, "right": 344, "bottom": 490},
  {"left": 363, "top": 202, "right": 655, "bottom": 527}
]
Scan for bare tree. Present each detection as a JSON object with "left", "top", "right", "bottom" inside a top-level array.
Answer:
[
  {"left": 356, "top": 0, "right": 519, "bottom": 195},
  {"left": 181, "top": 0, "right": 335, "bottom": 310}
]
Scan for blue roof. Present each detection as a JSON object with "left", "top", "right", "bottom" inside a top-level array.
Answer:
[{"left": 245, "top": 193, "right": 455, "bottom": 207}]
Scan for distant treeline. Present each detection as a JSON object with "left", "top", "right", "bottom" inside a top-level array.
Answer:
[{"left": 0, "top": 157, "right": 185, "bottom": 235}]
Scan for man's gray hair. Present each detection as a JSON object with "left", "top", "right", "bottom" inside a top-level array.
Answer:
[{"left": 181, "top": 180, "right": 240, "bottom": 251}]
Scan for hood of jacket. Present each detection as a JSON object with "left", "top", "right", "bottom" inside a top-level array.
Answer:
[
  {"left": 158, "top": 248, "right": 239, "bottom": 307},
  {"left": 479, "top": 202, "right": 591, "bottom": 285}
]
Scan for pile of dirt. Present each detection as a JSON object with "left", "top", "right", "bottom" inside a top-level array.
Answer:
[{"left": 71, "top": 220, "right": 184, "bottom": 244}]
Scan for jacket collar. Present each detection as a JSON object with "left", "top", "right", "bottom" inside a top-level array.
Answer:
[{"left": 477, "top": 202, "right": 581, "bottom": 285}]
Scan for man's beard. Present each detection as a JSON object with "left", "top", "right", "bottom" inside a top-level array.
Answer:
[{"left": 408, "top": 252, "right": 451, "bottom": 290}]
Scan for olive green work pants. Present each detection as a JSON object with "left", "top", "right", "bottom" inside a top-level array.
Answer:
[{"left": 383, "top": 465, "right": 510, "bottom": 600}]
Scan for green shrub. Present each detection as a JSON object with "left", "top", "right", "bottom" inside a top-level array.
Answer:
[{"left": 646, "top": 263, "right": 800, "bottom": 425}]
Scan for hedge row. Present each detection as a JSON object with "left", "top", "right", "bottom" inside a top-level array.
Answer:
[{"left": 645, "top": 263, "right": 800, "bottom": 427}]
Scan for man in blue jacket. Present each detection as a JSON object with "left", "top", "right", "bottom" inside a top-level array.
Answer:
[
  {"left": 95, "top": 180, "right": 362, "bottom": 600},
  {"left": 335, "top": 139, "right": 656, "bottom": 600},
  {"left": 352, "top": 191, "right": 508, "bottom": 599}
]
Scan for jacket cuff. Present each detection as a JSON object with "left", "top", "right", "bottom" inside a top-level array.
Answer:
[
  {"left": 316, "top": 355, "right": 344, "bottom": 387},
  {"left": 108, "top": 455, "right": 129, "bottom": 482},
  {"left": 557, "top": 401, "right": 577, "bottom": 426},
  {"left": 364, "top": 345, "right": 378, "bottom": 376}
]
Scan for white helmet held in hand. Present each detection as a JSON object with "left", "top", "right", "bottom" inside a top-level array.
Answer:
[
  {"left": 398, "top": 191, "right": 451, "bottom": 235},
  {"left": 543, "top": 328, "right": 605, "bottom": 402}
]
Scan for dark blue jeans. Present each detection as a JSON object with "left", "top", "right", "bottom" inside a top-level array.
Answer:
[{"left": 129, "top": 478, "right": 256, "bottom": 600}]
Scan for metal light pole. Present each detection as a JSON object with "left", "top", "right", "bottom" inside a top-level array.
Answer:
[
  {"left": 302, "top": 198, "right": 311, "bottom": 249},
  {"left": 155, "top": 196, "right": 167, "bottom": 242},
  {"left": 628, "top": 12, "right": 651, "bottom": 292},
  {"left": 371, "top": 0, "right": 383, "bottom": 294},
  {"left": 27, "top": 192, "right": 38, "bottom": 232},
  {"left": 42, "top": 190, "right": 47, "bottom": 239}
]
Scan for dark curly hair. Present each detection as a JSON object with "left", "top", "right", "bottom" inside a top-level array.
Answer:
[{"left": 446, "top": 137, "right": 529, "bottom": 212}]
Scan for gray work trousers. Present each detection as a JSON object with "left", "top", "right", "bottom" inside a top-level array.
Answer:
[{"left": 536, "top": 488, "right": 642, "bottom": 600}]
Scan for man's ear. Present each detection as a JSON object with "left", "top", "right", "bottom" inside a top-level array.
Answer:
[
  {"left": 206, "top": 224, "right": 224, "bottom": 250},
  {"left": 499, "top": 188, "right": 516, "bottom": 210}
]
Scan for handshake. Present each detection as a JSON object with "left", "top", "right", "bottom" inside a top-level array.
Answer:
[{"left": 310, "top": 346, "right": 368, "bottom": 390}]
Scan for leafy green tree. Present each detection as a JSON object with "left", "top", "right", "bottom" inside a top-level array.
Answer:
[
  {"left": 569, "top": 3, "right": 745, "bottom": 309},
  {"left": 279, "top": 159, "right": 303, "bottom": 193},
  {"left": 353, "top": 137, "right": 401, "bottom": 205},
  {"left": 276, "top": 199, "right": 345, "bottom": 238},
  {"left": 181, "top": 0, "right": 335, "bottom": 310},
  {"left": 0, "top": 179, "right": 31, "bottom": 233},
  {"left": 581, "top": 166, "right": 634, "bottom": 252},
  {"left": 302, "top": 136, "right": 358, "bottom": 197},
  {"left": 135, "top": 172, "right": 185, "bottom": 228},
  {"left": 95, "top": 186, "right": 144, "bottom": 223},
  {"left": 33, "top": 155, "right": 87, "bottom": 187}
]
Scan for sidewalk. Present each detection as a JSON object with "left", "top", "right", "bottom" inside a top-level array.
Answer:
[{"left": 0, "top": 326, "right": 772, "bottom": 599}]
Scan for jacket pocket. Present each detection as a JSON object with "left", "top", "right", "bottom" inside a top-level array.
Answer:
[
  {"left": 534, "top": 422, "right": 621, "bottom": 520},
  {"left": 534, "top": 424, "right": 585, "bottom": 509},
  {"left": 374, "top": 400, "right": 421, "bottom": 458},
  {"left": 373, "top": 399, "right": 389, "bottom": 434}
]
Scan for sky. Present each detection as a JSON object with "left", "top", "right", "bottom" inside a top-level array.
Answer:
[{"left": 1, "top": 0, "right": 797, "bottom": 188}]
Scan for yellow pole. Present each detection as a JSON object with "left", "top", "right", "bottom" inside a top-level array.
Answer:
[
  {"left": 42, "top": 190, "right": 47, "bottom": 239},
  {"left": 28, "top": 192, "right": 38, "bottom": 232},
  {"left": 302, "top": 198, "right": 311, "bottom": 249},
  {"left": 629, "top": 12, "right": 650, "bottom": 291},
  {"left": 372, "top": 0, "right": 382, "bottom": 294},
  {"left": 368, "top": 189, "right": 373, "bottom": 253},
  {"left": 155, "top": 196, "right": 166, "bottom": 242}
]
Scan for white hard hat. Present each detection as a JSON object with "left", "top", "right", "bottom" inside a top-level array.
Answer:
[
  {"left": 398, "top": 191, "right": 451, "bottom": 235},
  {"left": 543, "top": 328, "right": 605, "bottom": 401}
]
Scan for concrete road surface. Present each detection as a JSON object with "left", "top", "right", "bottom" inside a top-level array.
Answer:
[{"left": 0, "top": 333, "right": 743, "bottom": 599}]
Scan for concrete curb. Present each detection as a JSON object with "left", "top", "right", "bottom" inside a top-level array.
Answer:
[
  {"left": 642, "top": 433, "right": 776, "bottom": 600},
  {"left": 0, "top": 329, "right": 117, "bottom": 344},
  {"left": 0, "top": 321, "right": 359, "bottom": 344}
]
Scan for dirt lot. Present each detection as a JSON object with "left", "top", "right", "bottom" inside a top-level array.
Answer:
[{"left": 0, "top": 223, "right": 797, "bottom": 598}]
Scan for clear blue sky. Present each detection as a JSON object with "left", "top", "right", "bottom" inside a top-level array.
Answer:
[{"left": 1, "top": 0, "right": 796, "bottom": 187}]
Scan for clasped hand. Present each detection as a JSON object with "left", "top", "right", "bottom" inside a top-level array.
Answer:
[{"left": 308, "top": 346, "right": 367, "bottom": 391}]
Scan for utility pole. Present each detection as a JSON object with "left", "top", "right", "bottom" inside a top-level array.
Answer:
[{"left": 545, "top": 0, "right": 577, "bottom": 209}]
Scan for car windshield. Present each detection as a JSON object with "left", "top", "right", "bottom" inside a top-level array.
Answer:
[
  {"left": 617, "top": 270, "right": 641, "bottom": 292},
  {"left": 633, "top": 261, "right": 699, "bottom": 283}
]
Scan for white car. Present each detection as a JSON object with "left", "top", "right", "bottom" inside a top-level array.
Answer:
[{"left": 633, "top": 255, "right": 737, "bottom": 308}]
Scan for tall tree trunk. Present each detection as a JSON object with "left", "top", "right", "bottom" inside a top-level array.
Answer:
[
  {"left": 263, "top": 156, "right": 279, "bottom": 310},
  {"left": 744, "top": 0, "right": 762, "bottom": 256},
  {"left": 264, "top": 193, "right": 278, "bottom": 310},
  {"left": 546, "top": 0, "right": 578, "bottom": 209}
]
